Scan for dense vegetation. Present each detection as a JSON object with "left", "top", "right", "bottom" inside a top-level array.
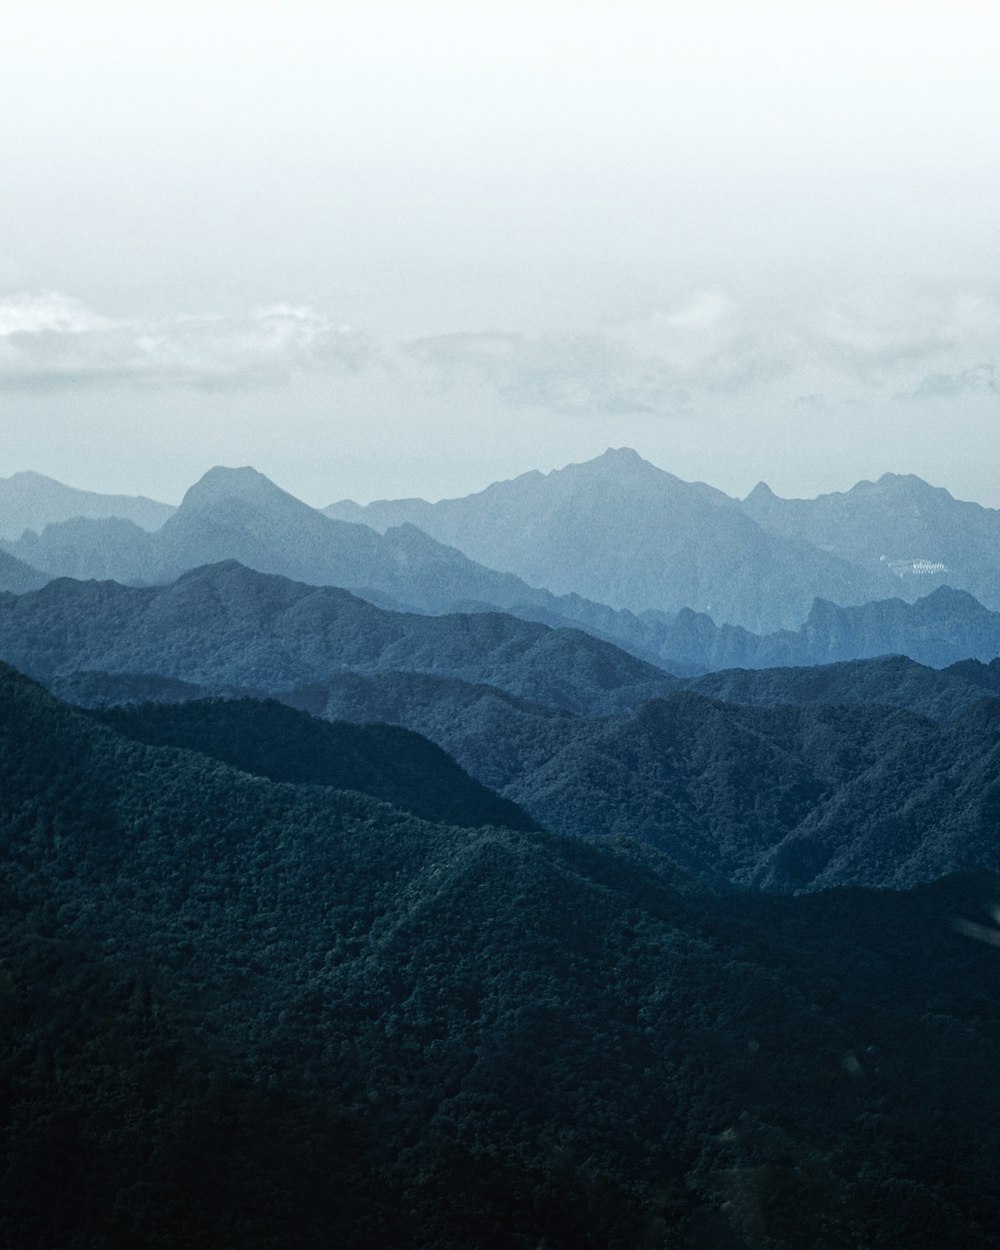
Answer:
[
  {"left": 687, "top": 653, "right": 1000, "bottom": 721},
  {"left": 293, "top": 672, "right": 1000, "bottom": 890},
  {"left": 4, "top": 662, "right": 1000, "bottom": 1248},
  {"left": 95, "top": 696, "right": 538, "bottom": 832}
]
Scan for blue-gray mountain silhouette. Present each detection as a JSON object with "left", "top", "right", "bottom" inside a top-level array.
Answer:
[{"left": 0, "top": 468, "right": 174, "bottom": 540}]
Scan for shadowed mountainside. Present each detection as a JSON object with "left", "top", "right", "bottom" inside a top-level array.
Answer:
[
  {"left": 293, "top": 673, "right": 996, "bottom": 891},
  {"left": 4, "top": 661, "right": 1000, "bottom": 1248},
  {"left": 94, "top": 696, "right": 538, "bottom": 832}
]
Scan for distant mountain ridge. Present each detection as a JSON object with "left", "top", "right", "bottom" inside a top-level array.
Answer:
[
  {"left": 0, "top": 468, "right": 174, "bottom": 539},
  {"left": 328, "top": 449, "right": 1000, "bottom": 630},
  {"left": 6, "top": 456, "right": 1000, "bottom": 666},
  {"left": 326, "top": 448, "right": 897, "bottom": 632},
  {"left": 2, "top": 466, "right": 700, "bottom": 642},
  {"left": 744, "top": 471, "right": 1000, "bottom": 606},
  {"left": 0, "top": 560, "right": 673, "bottom": 713}
]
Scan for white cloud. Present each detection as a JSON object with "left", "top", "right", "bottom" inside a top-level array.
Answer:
[{"left": 0, "top": 293, "right": 372, "bottom": 390}]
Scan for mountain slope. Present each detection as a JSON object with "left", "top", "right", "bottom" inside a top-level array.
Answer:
[
  {"left": 4, "top": 661, "right": 1000, "bottom": 1248},
  {"left": 95, "top": 696, "right": 538, "bottom": 832},
  {"left": 0, "top": 548, "right": 48, "bottom": 593},
  {"left": 613, "top": 585, "right": 1000, "bottom": 672},
  {"left": 0, "top": 560, "right": 674, "bottom": 712},
  {"left": 3, "top": 465, "right": 697, "bottom": 636},
  {"left": 757, "top": 696, "right": 1000, "bottom": 891},
  {"left": 286, "top": 670, "right": 1000, "bottom": 891},
  {"left": 688, "top": 654, "right": 1000, "bottom": 721},
  {"left": 745, "top": 472, "right": 1000, "bottom": 608},
  {"left": 326, "top": 448, "right": 897, "bottom": 631},
  {"left": 0, "top": 468, "right": 174, "bottom": 539}
]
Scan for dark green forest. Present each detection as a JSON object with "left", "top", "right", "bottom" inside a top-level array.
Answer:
[{"left": 4, "top": 662, "right": 1000, "bottom": 1247}]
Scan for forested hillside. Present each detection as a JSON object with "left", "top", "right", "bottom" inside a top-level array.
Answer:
[
  {"left": 3, "top": 662, "right": 1000, "bottom": 1248},
  {"left": 292, "top": 673, "right": 1000, "bottom": 890}
]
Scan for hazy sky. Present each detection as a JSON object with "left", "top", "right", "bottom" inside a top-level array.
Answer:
[{"left": 1, "top": 0, "right": 998, "bottom": 506}]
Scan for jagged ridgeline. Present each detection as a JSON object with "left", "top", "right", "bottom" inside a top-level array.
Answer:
[{"left": 3, "top": 663, "right": 1000, "bottom": 1249}]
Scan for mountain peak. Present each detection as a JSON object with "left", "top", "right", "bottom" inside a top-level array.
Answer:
[
  {"left": 744, "top": 481, "right": 776, "bottom": 503},
  {"left": 599, "top": 446, "right": 646, "bottom": 465},
  {"left": 178, "top": 465, "right": 294, "bottom": 512}
]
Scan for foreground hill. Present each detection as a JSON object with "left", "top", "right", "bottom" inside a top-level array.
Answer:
[
  {"left": 0, "top": 561, "right": 674, "bottom": 712},
  {"left": 0, "top": 468, "right": 174, "bottom": 540},
  {"left": 3, "top": 662, "right": 1000, "bottom": 1248},
  {"left": 326, "top": 448, "right": 895, "bottom": 632}
]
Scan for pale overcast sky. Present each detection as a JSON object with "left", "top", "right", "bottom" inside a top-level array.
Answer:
[{"left": 1, "top": 0, "right": 998, "bottom": 506}]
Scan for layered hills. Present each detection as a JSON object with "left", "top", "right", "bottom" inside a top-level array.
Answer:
[
  {"left": 328, "top": 449, "right": 1000, "bottom": 631},
  {"left": 327, "top": 447, "right": 897, "bottom": 632},
  {"left": 2, "top": 467, "right": 675, "bottom": 638},
  {"left": 0, "top": 468, "right": 174, "bottom": 539},
  {"left": 0, "top": 548, "right": 47, "bottom": 594},
  {"left": 291, "top": 673, "right": 1000, "bottom": 891},
  {"left": 4, "top": 661, "right": 1000, "bottom": 1248},
  {"left": 6, "top": 559, "right": 1000, "bottom": 893},
  {"left": 0, "top": 560, "right": 673, "bottom": 712},
  {"left": 6, "top": 459, "right": 1000, "bottom": 673}
]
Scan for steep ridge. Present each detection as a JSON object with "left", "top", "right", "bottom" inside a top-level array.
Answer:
[
  {"left": 3, "top": 661, "right": 1000, "bottom": 1248},
  {"left": 617, "top": 585, "right": 1000, "bottom": 671},
  {"left": 0, "top": 468, "right": 174, "bottom": 539},
  {"left": 0, "top": 561, "right": 674, "bottom": 712},
  {"left": 757, "top": 696, "right": 1000, "bottom": 891},
  {"left": 325, "top": 448, "right": 896, "bottom": 631}
]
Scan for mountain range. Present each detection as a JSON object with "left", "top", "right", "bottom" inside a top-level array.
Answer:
[
  {"left": 4, "top": 659, "right": 1000, "bottom": 1248},
  {"left": 743, "top": 471, "right": 1000, "bottom": 607},
  {"left": 326, "top": 447, "right": 899, "bottom": 631},
  {"left": 7, "top": 451, "right": 1000, "bottom": 647},
  {"left": 7, "top": 555, "right": 999, "bottom": 892},
  {"left": 327, "top": 449, "right": 1000, "bottom": 630},
  {"left": 8, "top": 478, "right": 1000, "bottom": 673}
]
